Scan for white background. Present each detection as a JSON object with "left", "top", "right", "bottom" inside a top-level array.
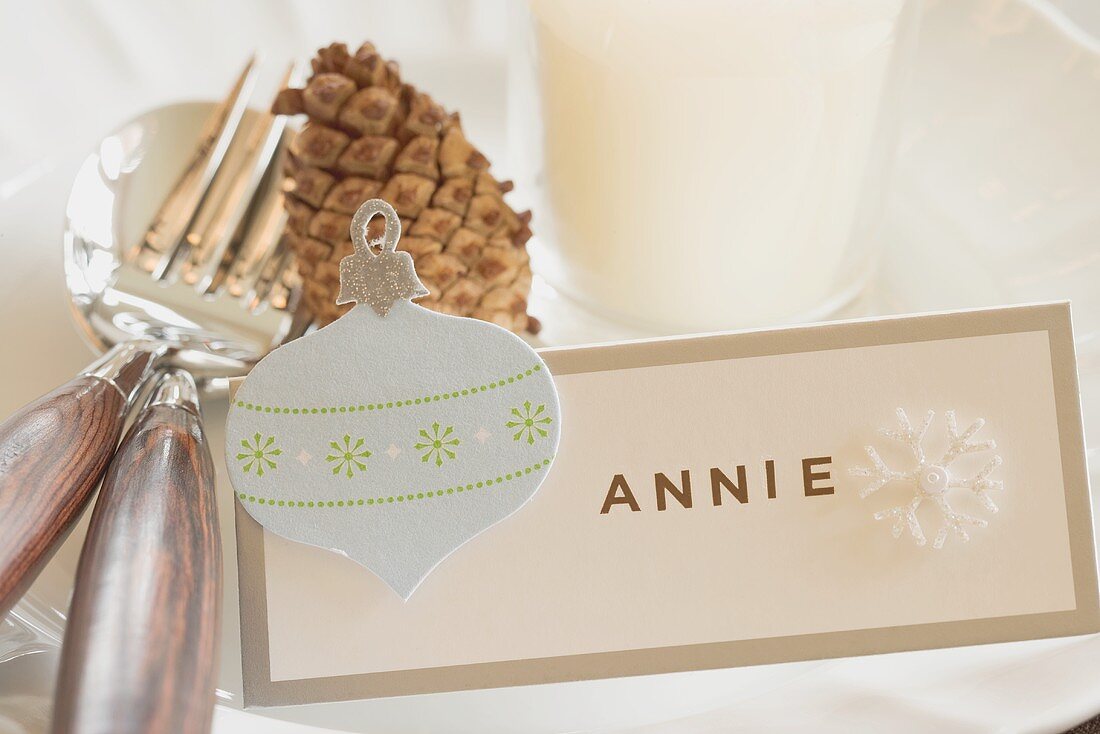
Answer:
[
  {"left": 0, "top": 1, "right": 513, "bottom": 189},
  {"left": 2, "top": 1, "right": 1100, "bottom": 732},
  {"left": 0, "top": 0, "right": 1096, "bottom": 189}
]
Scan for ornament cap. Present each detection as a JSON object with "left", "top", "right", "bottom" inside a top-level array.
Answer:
[{"left": 336, "top": 199, "right": 429, "bottom": 316}]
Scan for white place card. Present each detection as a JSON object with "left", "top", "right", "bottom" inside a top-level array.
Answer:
[{"left": 235, "top": 303, "right": 1097, "bottom": 706}]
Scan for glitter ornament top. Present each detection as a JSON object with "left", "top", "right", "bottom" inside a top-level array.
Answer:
[{"left": 336, "top": 200, "right": 430, "bottom": 316}]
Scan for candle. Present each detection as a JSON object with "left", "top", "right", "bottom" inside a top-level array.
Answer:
[{"left": 511, "top": 0, "right": 917, "bottom": 333}]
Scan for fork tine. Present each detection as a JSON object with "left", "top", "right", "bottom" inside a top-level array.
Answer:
[
  {"left": 214, "top": 177, "right": 286, "bottom": 306},
  {"left": 263, "top": 256, "right": 301, "bottom": 312},
  {"left": 180, "top": 111, "right": 287, "bottom": 290},
  {"left": 207, "top": 183, "right": 285, "bottom": 298},
  {"left": 245, "top": 235, "right": 293, "bottom": 312},
  {"left": 281, "top": 303, "right": 315, "bottom": 344},
  {"left": 208, "top": 132, "right": 289, "bottom": 298},
  {"left": 132, "top": 56, "right": 258, "bottom": 279},
  {"left": 178, "top": 65, "right": 295, "bottom": 291},
  {"left": 208, "top": 64, "right": 312, "bottom": 317}
]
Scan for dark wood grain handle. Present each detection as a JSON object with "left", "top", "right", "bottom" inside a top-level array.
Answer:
[
  {"left": 0, "top": 344, "right": 156, "bottom": 618},
  {"left": 52, "top": 380, "right": 221, "bottom": 734},
  {"left": 0, "top": 368, "right": 143, "bottom": 617}
]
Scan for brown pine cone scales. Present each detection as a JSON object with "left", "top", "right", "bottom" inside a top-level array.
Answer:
[{"left": 272, "top": 42, "right": 537, "bottom": 334}]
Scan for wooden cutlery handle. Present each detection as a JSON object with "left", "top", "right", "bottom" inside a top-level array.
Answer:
[
  {"left": 53, "top": 372, "right": 221, "bottom": 734},
  {"left": 0, "top": 344, "right": 156, "bottom": 617}
]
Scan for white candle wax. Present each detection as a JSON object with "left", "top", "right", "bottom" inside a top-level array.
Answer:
[{"left": 513, "top": 0, "right": 912, "bottom": 333}]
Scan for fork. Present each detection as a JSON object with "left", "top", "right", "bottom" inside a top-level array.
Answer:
[{"left": 0, "top": 60, "right": 306, "bottom": 734}]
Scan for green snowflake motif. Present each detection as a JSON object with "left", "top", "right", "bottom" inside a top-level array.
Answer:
[
  {"left": 414, "top": 422, "right": 460, "bottom": 467},
  {"left": 326, "top": 435, "right": 372, "bottom": 478},
  {"left": 506, "top": 401, "right": 553, "bottom": 445},
  {"left": 237, "top": 433, "right": 282, "bottom": 477}
]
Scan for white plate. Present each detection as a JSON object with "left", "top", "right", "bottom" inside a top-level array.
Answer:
[{"left": 2, "top": 0, "right": 1099, "bottom": 732}]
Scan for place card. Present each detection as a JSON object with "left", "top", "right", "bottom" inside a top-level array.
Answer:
[{"left": 235, "top": 302, "right": 1097, "bottom": 706}]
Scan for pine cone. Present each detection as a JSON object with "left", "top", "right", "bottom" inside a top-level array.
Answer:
[{"left": 273, "top": 42, "right": 537, "bottom": 334}]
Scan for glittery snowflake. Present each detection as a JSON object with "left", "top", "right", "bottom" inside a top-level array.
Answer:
[{"left": 849, "top": 409, "right": 1004, "bottom": 549}]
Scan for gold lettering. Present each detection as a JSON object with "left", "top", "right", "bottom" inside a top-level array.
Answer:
[
  {"left": 710, "top": 466, "right": 748, "bottom": 505},
  {"left": 656, "top": 470, "right": 693, "bottom": 511},
  {"left": 764, "top": 459, "right": 777, "bottom": 499},
  {"left": 600, "top": 474, "right": 641, "bottom": 514},
  {"left": 802, "top": 456, "right": 834, "bottom": 497}
]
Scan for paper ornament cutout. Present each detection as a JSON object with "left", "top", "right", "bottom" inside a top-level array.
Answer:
[
  {"left": 849, "top": 408, "right": 1003, "bottom": 549},
  {"left": 226, "top": 200, "right": 560, "bottom": 598}
]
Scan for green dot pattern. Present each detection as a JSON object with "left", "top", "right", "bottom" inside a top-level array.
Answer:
[
  {"left": 236, "top": 457, "right": 554, "bottom": 509},
  {"left": 235, "top": 364, "right": 543, "bottom": 416}
]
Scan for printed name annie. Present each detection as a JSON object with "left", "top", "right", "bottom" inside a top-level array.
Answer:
[{"left": 600, "top": 456, "right": 834, "bottom": 514}]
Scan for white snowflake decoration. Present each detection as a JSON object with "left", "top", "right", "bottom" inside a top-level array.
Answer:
[{"left": 850, "top": 409, "right": 1004, "bottom": 549}]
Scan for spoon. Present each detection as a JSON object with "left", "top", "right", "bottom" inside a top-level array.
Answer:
[
  {"left": 47, "top": 93, "right": 313, "bottom": 734},
  {"left": 52, "top": 369, "right": 221, "bottom": 734},
  {"left": 29, "top": 90, "right": 309, "bottom": 734},
  {"left": 0, "top": 66, "right": 306, "bottom": 619}
]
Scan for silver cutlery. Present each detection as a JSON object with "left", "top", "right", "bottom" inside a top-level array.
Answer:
[{"left": 0, "top": 59, "right": 308, "bottom": 732}]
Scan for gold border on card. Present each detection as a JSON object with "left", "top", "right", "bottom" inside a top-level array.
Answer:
[{"left": 235, "top": 302, "right": 1098, "bottom": 707}]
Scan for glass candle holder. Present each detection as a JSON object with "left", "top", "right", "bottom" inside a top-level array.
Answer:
[{"left": 510, "top": 0, "right": 921, "bottom": 334}]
